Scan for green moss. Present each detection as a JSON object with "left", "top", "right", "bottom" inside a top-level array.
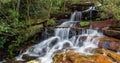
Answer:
[
  {"left": 47, "top": 18, "right": 56, "bottom": 26},
  {"left": 79, "top": 22, "right": 90, "bottom": 27}
]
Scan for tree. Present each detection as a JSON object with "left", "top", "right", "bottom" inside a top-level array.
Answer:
[{"left": 0, "top": 0, "right": 63, "bottom": 58}]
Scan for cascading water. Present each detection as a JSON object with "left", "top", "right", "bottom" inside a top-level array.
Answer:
[
  {"left": 16, "top": 7, "right": 103, "bottom": 63},
  {"left": 70, "top": 11, "right": 82, "bottom": 21}
]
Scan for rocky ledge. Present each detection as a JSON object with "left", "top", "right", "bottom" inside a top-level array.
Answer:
[
  {"left": 102, "top": 27, "right": 120, "bottom": 39},
  {"left": 53, "top": 48, "right": 120, "bottom": 63}
]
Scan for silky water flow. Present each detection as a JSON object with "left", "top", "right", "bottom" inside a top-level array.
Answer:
[{"left": 16, "top": 8, "right": 103, "bottom": 63}]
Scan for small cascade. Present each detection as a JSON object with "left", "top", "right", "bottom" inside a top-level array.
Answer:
[
  {"left": 16, "top": 8, "right": 103, "bottom": 63},
  {"left": 55, "top": 21, "right": 73, "bottom": 41},
  {"left": 71, "top": 11, "right": 82, "bottom": 21},
  {"left": 70, "top": 6, "right": 96, "bottom": 21}
]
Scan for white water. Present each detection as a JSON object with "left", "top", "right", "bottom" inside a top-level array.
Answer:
[
  {"left": 16, "top": 8, "right": 103, "bottom": 63},
  {"left": 70, "top": 11, "right": 82, "bottom": 21}
]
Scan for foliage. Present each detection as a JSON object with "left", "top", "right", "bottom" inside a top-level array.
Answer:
[
  {"left": 47, "top": 18, "right": 56, "bottom": 26},
  {"left": 95, "top": 18, "right": 101, "bottom": 21},
  {"left": 80, "top": 22, "right": 90, "bottom": 27},
  {"left": 0, "top": 0, "right": 63, "bottom": 58},
  {"left": 85, "top": 0, "right": 120, "bottom": 20},
  {"left": 28, "top": 0, "right": 63, "bottom": 19},
  {"left": 98, "top": 0, "right": 120, "bottom": 20},
  {"left": 69, "top": 0, "right": 120, "bottom": 20}
]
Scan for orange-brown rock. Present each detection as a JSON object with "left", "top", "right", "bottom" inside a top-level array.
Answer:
[
  {"left": 53, "top": 50, "right": 117, "bottom": 63},
  {"left": 55, "top": 60, "right": 72, "bottom": 63},
  {"left": 75, "top": 19, "right": 117, "bottom": 29},
  {"left": 102, "top": 28, "right": 120, "bottom": 39},
  {"left": 98, "top": 37, "right": 120, "bottom": 51},
  {"left": 95, "top": 49, "right": 120, "bottom": 63},
  {"left": 91, "top": 19, "right": 117, "bottom": 29},
  {"left": 95, "top": 54, "right": 113, "bottom": 63}
]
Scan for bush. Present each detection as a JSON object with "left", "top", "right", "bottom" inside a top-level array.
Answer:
[{"left": 0, "top": 0, "right": 63, "bottom": 58}]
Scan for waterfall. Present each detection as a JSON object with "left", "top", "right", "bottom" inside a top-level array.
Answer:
[
  {"left": 70, "top": 11, "right": 82, "bottom": 21},
  {"left": 16, "top": 9, "right": 103, "bottom": 63}
]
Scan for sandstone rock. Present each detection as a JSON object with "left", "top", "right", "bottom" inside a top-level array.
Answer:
[
  {"left": 91, "top": 19, "right": 117, "bottom": 29},
  {"left": 102, "top": 28, "right": 120, "bottom": 39},
  {"left": 94, "top": 49, "right": 120, "bottom": 63},
  {"left": 53, "top": 50, "right": 116, "bottom": 63},
  {"left": 95, "top": 54, "right": 113, "bottom": 63},
  {"left": 98, "top": 37, "right": 120, "bottom": 51},
  {"left": 75, "top": 19, "right": 117, "bottom": 29}
]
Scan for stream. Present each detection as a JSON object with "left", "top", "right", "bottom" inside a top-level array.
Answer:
[
  {"left": 12, "top": 6, "right": 120, "bottom": 63},
  {"left": 15, "top": 6, "right": 104, "bottom": 63}
]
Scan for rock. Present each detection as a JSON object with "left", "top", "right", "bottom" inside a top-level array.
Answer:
[
  {"left": 27, "top": 60, "right": 41, "bottom": 63},
  {"left": 22, "top": 54, "right": 37, "bottom": 61},
  {"left": 95, "top": 54, "right": 113, "bottom": 63},
  {"left": 55, "top": 60, "right": 72, "bottom": 63},
  {"left": 94, "top": 49, "right": 120, "bottom": 63},
  {"left": 79, "top": 36, "right": 87, "bottom": 41},
  {"left": 75, "top": 19, "right": 117, "bottom": 29},
  {"left": 68, "top": 3, "right": 94, "bottom": 12},
  {"left": 50, "top": 12, "right": 71, "bottom": 20},
  {"left": 53, "top": 50, "right": 115, "bottom": 63},
  {"left": 5, "top": 58, "right": 26, "bottom": 63},
  {"left": 5, "top": 55, "right": 38, "bottom": 63},
  {"left": 91, "top": 19, "right": 117, "bottom": 29},
  {"left": 102, "top": 27, "right": 120, "bottom": 39},
  {"left": 55, "top": 47, "right": 120, "bottom": 63},
  {"left": 98, "top": 37, "right": 120, "bottom": 51},
  {"left": 54, "top": 51, "right": 94, "bottom": 63}
]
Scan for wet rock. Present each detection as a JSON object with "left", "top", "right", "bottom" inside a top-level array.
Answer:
[
  {"left": 68, "top": 3, "right": 94, "bottom": 12},
  {"left": 6, "top": 54, "right": 38, "bottom": 63},
  {"left": 94, "top": 49, "right": 120, "bottom": 63},
  {"left": 95, "top": 54, "right": 113, "bottom": 63},
  {"left": 91, "top": 19, "right": 117, "bottom": 29},
  {"left": 75, "top": 19, "right": 117, "bottom": 29},
  {"left": 55, "top": 60, "right": 72, "bottom": 63},
  {"left": 5, "top": 58, "right": 26, "bottom": 63},
  {"left": 102, "top": 28, "right": 120, "bottom": 39},
  {"left": 27, "top": 60, "right": 41, "bottom": 63},
  {"left": 79, "top": 36, "right": 87, "bottom": 41},
  {"left": 98, "top": 37, "right": 120, "bottom": 51},
  {"left": 53, "top": 50, "right": 115, "bottom": 63},
  {"left": 22, "top": 54, "right": 37, "bottom": 61}
]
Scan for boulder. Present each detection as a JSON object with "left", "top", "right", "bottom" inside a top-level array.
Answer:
[
  {"left": 102, "top": 27, "right": 120, "bottom": 39},
  {"left": 95, "top": 49, "right": 120, "bottom": 63},
  {"left": 22, "top": 54, "right": 37, "bottom": 61},
  {"left": 91, "top": 19, "right": 117, "bottom": 29},
  {"left": 53, "top": 49, "right": 117, "bottom": 63},
  {"left": 75, "top": 19, "right": 117, "bottom": 29},
  {"left": 98, "top": 37, "right": 120, "bottom": 51}
]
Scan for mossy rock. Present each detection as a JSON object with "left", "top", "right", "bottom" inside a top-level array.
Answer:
[{"left": 80, "top": 22, "right": 90, "bottom": 27}]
